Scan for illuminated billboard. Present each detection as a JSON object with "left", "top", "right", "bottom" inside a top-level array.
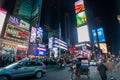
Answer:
[
  {"left": 76, "top": 11, "right": 87, "bottom": 27},
  {"left": 77, "top": 25, "right": 90, "bottom": 42},
  {"left": 92, "top": 29, "right": 97, "bottom": 43},
  {"left": 0, "top": 8, "right": 7, "bottom": 36},
  {"left": 75, "top": 0, "right": 85, "bottom": 13},
  {"left": 99, "top": 43, "right": 108, "bottom": 53},
  {"left": 8, "top": 16, "right": 20, "bottom": 26},
  {"left": 36, "top": 26, "right": 43, "bottom": 43},
  {"left": 30, "top": 27, "right": 36, "bottom": 43},
  {"left": 36, "top": 47, "right": 46, "bottom": 56},
  {"left": 4, "top": 23, "right": 30, "bottom": 43},
  {"left": 97, "top": 28, "right": 105, "bottom": 42},
  {"left": 19, "top": 20, "right": 30, "bottom": 30}
]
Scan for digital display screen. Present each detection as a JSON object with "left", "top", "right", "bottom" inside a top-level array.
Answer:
[
  {"left": 77, "top": 25, "right": 90, "bottom": 42},
  {"left": 19, "top": 20, "right": 30, "bottom": 30},
  {"left": 76, "top": 11, "right": 87, "bottom": 26},
  {"left": 4, "top": 23, "right": 30, "bottom": 43},
  {"left": 36, "top": 26, "right": 43, "bottom": 43},
  {"left": 0, "top": 8, "right": 7, "bottom": 35},
  {"left": 36, "top": 47, "right": 46, "bottom": 56},
  {"left": 99, "top": 43, "right": 108, "bottom": 53},
  {"left": 92, "top": 29, "right": 97, "bottom": 43},
  {"left": 30, "top": 27, "right": 36, "bottom": 43},
  {"left": 8, "top": 16, "right": 20, "bottom": 26},
  {"left": 97, "top": 28, "right": 105, "bottom": 42},
  {"left": 75, "top": 0, "right": 85, "bottom": 13}
]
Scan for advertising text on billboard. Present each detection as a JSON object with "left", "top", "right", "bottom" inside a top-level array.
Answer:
[{"left": 4, "top": 23, "right": 30, "bottom": 43}]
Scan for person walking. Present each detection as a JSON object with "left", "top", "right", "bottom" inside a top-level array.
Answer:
[
  {"left": 97, "top": 60, "right": 108, "bottom": 80},
  {"left": 106, "top": 60, "right": 115, "bottom": 77}
]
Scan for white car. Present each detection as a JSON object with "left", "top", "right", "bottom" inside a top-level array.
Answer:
[{"left": 90, "top": 60, "right": 97, "bottom": 66}]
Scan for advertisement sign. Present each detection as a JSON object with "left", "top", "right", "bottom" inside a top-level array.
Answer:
[
  {"left": 19, "top": 20, "right": 30, "bottom": 30},
  {"left": 76, "top": 11, "right": 87, "bottom": 27},
  {"left": 36, "top": 26, "right": 43, "bottom": 43},
  {"left": 36, "top": 47, "right": 46, "bottom": 56},
  {"left": 8, "top": 16, "right": 20, "bottom": 26},
  {"left": 0, "top": 8, "right": 7, "bottom": 35},
  {"left": 92, "top": 29, "right": 97, "bottom": 43},
  {"left": 97, "top": 28, "right": 105, "bottom": 42},
  {"left": 99, "top": 43, "right": 108, "bottom": 53},
  {"left": 30, "top": 27, "right": 36, "bottom": 43},
  {"left": 48, "top": 37, "right": 53, "bottom": 49},
  {"left": 4, "top": 23, "right": 30, "bottom": 43},
  {"left": 75, "top": 0, "right": 85, "bottom": 13},
  {"left": 77, "top": 25, "right": 90, "bottom": 42},
  {"left": 81, "top": 59, "right": 89, "bottom": 66}
]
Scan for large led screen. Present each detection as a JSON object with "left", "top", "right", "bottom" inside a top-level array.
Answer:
[
  {"left": 19, "top": 20, "right": 30, "bottom": 30},
  {"left": 30, "top": 27, "right": 36, "bottom": 43},
  {"left": 76, "top": 11, "right": 87, "bottom": 27},
  {"left": 99, "top": 43, "right": 108, "bottom": 53},
  {"left": 36, "top": 47, "right": 46, "bottom": 56},
  {"left": 4, "top": 23, "right": 30, "bottom": 43},
  {"left": 36, "top": 26, "right": 43, "bottom": 43},
  {"left": 77, "top": 25, "right": 90, "bottom": 42},
  {"left": 75, "top": 0, "right": 85, "bottom": 13},
  {"left": 0, "top": 8, "right": 7, "bottom": 35},
  {"left": 97, "top": 28, "right": 105, "bottom": 42},
  {"left": 92, "top": 29, "right": 97, "bottom": 43},
  {"left": 8, "top": 16, "right": 20, "bottom": 26}
]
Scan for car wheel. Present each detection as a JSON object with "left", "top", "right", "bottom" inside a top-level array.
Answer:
[
  {"left": 0, "top": 76, "right": 9, "bottom": 80},
  {"left": 35, "top": 71, "right": 42, "bottom": 79}
]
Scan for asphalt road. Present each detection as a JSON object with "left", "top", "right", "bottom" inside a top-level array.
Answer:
[
  {"left": 16, "top": 65, "right": 120, "bottom": 80},
  {"left": 22, "top": 65, "right": 101, "bottom": 80}
]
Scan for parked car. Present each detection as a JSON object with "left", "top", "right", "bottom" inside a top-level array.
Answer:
[
  {"left": 0, "top": 60, "right": 46, "bottom": 80},
  {"left": 90, "top": 60, "right": 97, "bottom": 66}
]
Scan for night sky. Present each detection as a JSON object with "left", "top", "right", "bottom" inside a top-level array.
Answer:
[{"left": 84, "top": 0, "right": 119, "bottom": 55}]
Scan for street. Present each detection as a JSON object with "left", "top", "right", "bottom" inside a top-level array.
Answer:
[{"left": 16, "top": 65, "right": 120, "bottom": 80}]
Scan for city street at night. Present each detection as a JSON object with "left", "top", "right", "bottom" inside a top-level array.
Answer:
[
  {"left": 16, "top": 65, "right": 120, "bottom": 80},
  {"left": 0, "top": 0, "right": 120, "bottom": 80}
]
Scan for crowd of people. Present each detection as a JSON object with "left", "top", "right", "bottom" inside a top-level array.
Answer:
[
  {"left": 0, "top": 55, "right": 15, "bottom": 67},
  {"left": 97, "top": 59, "right": 120, "bottom": 80}
]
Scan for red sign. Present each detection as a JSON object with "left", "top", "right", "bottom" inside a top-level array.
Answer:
[{"left": 4, "top": 23, "right": 30, "bottom": 43}]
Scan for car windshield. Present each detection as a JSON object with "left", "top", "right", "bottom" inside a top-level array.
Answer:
[{"left": 4, "top": 62, "right": 18, "bottom": 69}]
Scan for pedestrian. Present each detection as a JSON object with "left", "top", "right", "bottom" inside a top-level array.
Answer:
[
  {"left": 106, "top": 60, "right": 115, "bottom": 77},
  {"left": 75, "top": 59, "right": 81, "bottom": 80},
  {"left": 116, "top": 62, "right": 120, "bottom": 73},
  {"left": 97, "top": 60, "right": 108, "bottom": 80}
]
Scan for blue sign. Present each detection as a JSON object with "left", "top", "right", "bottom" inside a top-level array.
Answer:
[
  {"left": 36, "top": 47, "right": 46, "bottom": 56},
  {"left": 97, "top": 28, "right": 105, "bottom": 42},
  {"left": 92, "top": 29, "right": 97, "bottom": 43}
]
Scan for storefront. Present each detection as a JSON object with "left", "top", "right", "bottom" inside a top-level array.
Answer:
[{"left": 0, "top": 39, "right": 29, "bottom": 60}]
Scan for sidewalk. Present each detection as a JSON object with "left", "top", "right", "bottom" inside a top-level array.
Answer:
[{"left": 107, "top": 70, "right": 120, "bottom": 80}]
